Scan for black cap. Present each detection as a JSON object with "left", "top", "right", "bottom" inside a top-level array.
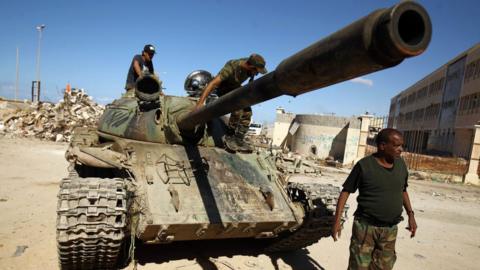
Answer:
[{"left": 143, "top": 44, "right": 156, "bottom": 55}]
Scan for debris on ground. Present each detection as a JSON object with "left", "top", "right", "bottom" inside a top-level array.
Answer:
[
  {"left": 275, "top": 152, "right": 322, "bottom": 176},
  {"left": 0, "top": 90, "right": 104, "bottom": 142},
  {"left": 321, "top": 155, "right": 343, "bottom": 168},
  {"left": 12, "top": 245, "right": 28, "bottom": 257}
]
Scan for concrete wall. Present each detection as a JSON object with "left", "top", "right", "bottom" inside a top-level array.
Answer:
[
  {"left": 272, "top": 108, "right": 295, "bottom": 147},
  {"left": 344, "top": 127, "right": 361, "bottom": 165},
  {"left": 274, "top": 113, "right": 362, "bottom": 165}
]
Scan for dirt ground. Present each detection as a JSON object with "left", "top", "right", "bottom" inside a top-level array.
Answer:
[{"left": 0, "top": 137, "right": 479, "bottom": 270}]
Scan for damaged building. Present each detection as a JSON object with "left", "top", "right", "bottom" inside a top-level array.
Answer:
[{"left": 272, "top": 107, "right": 372, "bottom": 166}]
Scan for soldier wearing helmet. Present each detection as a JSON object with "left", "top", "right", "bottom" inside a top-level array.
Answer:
[{"left": 196, "top": 53, "right": 267, "bottom": 152}]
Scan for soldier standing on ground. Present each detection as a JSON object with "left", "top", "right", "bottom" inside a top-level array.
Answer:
[
  {"left": 332, "top": 128, "right": 417, "bottom": 270},
  {"left": 196, "top": 53, "right": 267, "bottom": 152},
  {"left": 124, "top": 44, "right": 156, "bottom": 97}
]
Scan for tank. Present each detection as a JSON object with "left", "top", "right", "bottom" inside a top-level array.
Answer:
[{"left": 56, "top": 2, "right": 432, "bottom": 269}]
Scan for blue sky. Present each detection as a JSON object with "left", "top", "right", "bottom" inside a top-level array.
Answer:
[{"left": 0, "top": 0, "right": 479, "bottom": 123}]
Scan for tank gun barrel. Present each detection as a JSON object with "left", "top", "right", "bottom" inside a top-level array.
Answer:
[{"left": 177, "top": 1, "right": 431, "bottom": 130}]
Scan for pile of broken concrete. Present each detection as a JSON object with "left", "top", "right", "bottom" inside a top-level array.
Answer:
[
  {"left": 275, "top": 152, "right": 322, "bottom": 176},
  {"left": 0, "top": 90, "right": 104, "bottom": 142}
]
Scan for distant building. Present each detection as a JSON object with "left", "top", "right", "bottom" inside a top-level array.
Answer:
[
  {"left": 273, "top": 107, "right": 373, "bottom": 165},
  {"left": 388, "top": 43, "right": 480, "bottom": 158}
]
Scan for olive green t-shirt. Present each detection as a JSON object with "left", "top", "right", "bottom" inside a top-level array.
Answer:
[
  {"left": 216, "top": 58, "right": 253, "bottom": 96},
  {"left": 342, "top": 155, "right": 408, "bottom": 225}
]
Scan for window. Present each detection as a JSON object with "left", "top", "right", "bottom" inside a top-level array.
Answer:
[
  {"left": 465, "top": 58, "right": 480, "bottom": 82},
  {"left": 428, "top": 77, "right": 445, "bottom": 96}
]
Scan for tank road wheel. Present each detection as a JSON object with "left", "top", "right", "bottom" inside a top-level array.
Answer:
[
  {"left": 56, "top": 177, "right": 128, "bottom": 270},
  {"left": 265, "top": 183, "right": 345, "bottom": 252}
]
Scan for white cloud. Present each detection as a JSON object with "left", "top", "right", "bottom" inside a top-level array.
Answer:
[{"left": 350, "top": 77, "right": 373, "bottom": 87}]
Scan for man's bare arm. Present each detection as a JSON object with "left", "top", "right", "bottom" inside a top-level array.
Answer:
[
  {"left": 133, "top": 59, "right": 143, "bottom": 77},
  {"left": 332, "top": 191, "right": 350, "bottom": 241},
  {"left": 403, "top": 191, "right": 417, "bottom": 238},
  {"left": 196, "top": 76, "right": 221, "bottom": 109}
]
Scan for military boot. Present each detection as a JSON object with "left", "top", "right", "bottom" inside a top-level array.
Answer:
[
  {"left": 223, "top": 127, "right": 238, "bottom": 152},
  {"left": 223, "top": 134, "right": 239, "bottom": 152},
  {"left": 235, "top": 133, "right": 253, "bottom": 153}
]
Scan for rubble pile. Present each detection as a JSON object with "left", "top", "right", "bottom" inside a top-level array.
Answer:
[
  {"left": 0, "top": 90, "right": 104, "bottom": 142},
  {"left": 275, "top": 152, "right": 322, "bottom": 176}
]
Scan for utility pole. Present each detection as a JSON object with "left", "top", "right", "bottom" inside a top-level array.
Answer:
[{"left": 32, "top": 24, "right": 45, "bottom": 102}]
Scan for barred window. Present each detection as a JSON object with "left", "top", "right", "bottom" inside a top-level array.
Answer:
[
  {"left": 464, "top": 60, "right": 477, "bottom": 83},
  {"left": 405, "top": 111, "right": 413, "bottom": 121},
  {"left": 428, "top": 77, "right": 445, "bottom": 96}
]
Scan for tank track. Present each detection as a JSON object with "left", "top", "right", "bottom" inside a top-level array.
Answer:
[
  {"left": 265, "top": 182, "right": 346, "bottom": 252},
  {"left": 56, "top": 176, "right": 128, "bottom": 270}
]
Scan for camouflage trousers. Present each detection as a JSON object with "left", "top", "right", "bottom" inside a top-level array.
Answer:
[
  {"left": 228, "top": 107, "right": 252, "bottom": 137},
  {"left": 348, "top": 218, "right": 398, "bottom": 270}
]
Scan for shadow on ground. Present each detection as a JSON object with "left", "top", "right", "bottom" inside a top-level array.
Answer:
[{"left": 129, "top": 238, "right": 325, "bottom": 270}]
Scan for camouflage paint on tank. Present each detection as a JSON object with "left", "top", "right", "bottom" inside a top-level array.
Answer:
[{"left": 98, "top": 95, "right": 216, "bottom": 146}]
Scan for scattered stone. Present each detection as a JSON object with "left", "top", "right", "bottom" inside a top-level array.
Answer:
[
  {"left": 0, "top": 90, "right": 104, "bottom": 142},
  {"left": 245, "top": 260, "right": 258, "bottom": 268},
  {"left": 0, "top": 198, "right": 7, "bottom": 202},
  {"left": 414, "top": 253, "right": 426, "bottom": 259},
  {"left": 55, "top": 134, "right": 64, "bottom": 142},
  {"left": 410, "top": 171, "right": 430, "bottom": 180},
  {"left": 12, "top": 245, "right": 28, "bottom": 257},
  {"left": 275, "top": 152, "right": 322, "bottom": 176}
]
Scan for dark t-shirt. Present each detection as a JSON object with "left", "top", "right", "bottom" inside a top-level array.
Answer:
[
  {"left": 216, "top": 58, "right": 253, "bottom": 96},
  {"left": 343, "top": 155, "right": 408, "bottom": 225},
  {"left": 125, "top": 54, "right": 154, "bottom": 90}
]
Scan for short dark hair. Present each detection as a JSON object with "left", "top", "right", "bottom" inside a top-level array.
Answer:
[{"left": 375, "top": 128, "right": 402, "bottom": 146}]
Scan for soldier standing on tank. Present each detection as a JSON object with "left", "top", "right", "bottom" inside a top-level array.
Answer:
[
  {"left": 332, "top": 128, "right": 417, "bottom": 270},
  {"left": 124, "top": 44, "right": 156, "bottom": 97},
  {"left": 196, "top": 53, "right": 267, "bottom": 152}
]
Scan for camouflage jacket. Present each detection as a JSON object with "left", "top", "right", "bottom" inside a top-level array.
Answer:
[{"left": 216, "top": 58, "right": 253, "bottom": 96}]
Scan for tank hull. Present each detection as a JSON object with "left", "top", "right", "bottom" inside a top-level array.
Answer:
[{"left": 96, "top": 135, "right": 303, "bottom": 242}]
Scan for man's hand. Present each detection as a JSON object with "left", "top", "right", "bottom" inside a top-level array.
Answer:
[
  {"left": 195, "top": 76, "right": 221, "bottom": 110},
  {"left": 331, "top": 221, "right": 343, "bottom": 241},
  {"left": 195, "top": 102, "right": 204, "bottom": 110},
  {"left": 403, "top": 192, "right": 417, "bottom": 238},
  {"left": 332, "top": 191, "right": 350, "bottom": 242},
  {"left": 406, "top": 212, "right": 417, "bottom": 238}
]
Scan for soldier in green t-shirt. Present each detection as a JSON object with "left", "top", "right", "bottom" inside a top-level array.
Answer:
[
  {"left": 196, "top": 54, "right": 267, "bottom": 152},
  {"left": 332, "top": 128, "right": 417, "bottom": 270}
]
